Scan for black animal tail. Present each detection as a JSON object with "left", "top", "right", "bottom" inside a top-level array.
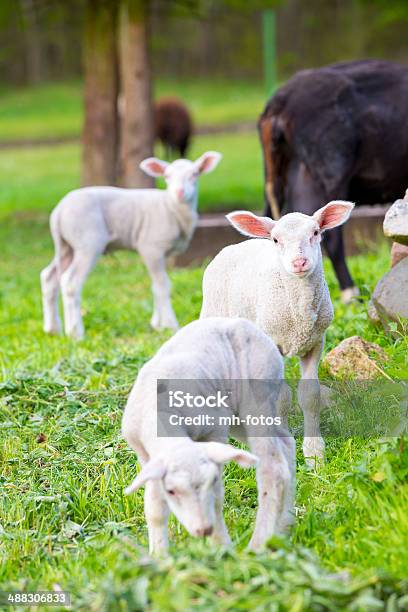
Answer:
[{"left": 258, "top": 112, "right": 289, "bottom": 219}]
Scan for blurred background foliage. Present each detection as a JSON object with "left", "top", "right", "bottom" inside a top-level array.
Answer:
[{"left": 0, "top": 0, "right": 407, "bottom": 88}]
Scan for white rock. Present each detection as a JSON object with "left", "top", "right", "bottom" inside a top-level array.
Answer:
[{"left": 383, "top": 190, "right": 408, "bottom": 245}]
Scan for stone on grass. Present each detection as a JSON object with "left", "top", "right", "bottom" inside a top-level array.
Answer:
[
  {"left": 372, "top": 258, "right": 408, "bottom": 332},
  {"left": 383, "top": 190, "right": 408, "bottom": 245},
  {"left": 323, "top": 336, "right": 388, "bottom": 379},
  {"left": 367, "top": 299, "right": 381, "bottom": 326},
  {"left": 391, "top": 242, "right": 408, "bottom": 267}
]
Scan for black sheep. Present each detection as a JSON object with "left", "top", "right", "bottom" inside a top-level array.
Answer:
[{"left": 258, "top": 59, "right": 408, "bottom": 300}]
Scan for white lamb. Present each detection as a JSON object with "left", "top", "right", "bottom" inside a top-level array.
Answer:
[
  {"left": 122, "top": 317, "right": 295, "bottom": 555},
  {"left": 200, "top": 201, "right": 354, "bottom": 464},
  {"left": 40, "top": 151, "right": 221, "bottom": 339}
]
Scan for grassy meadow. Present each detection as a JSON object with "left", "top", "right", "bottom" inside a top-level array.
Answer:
[
  {"left": 0, "top": 78, "right": 266, "bottom": 214},
  {"left": 0, "top": 79, "right": 407, "bottom": 610},
  {"left": 0, "top": 79, "right": 264, "bottom": 142},
  {"left": 0, "top": 132, "right": 263, "bottom": 218}
]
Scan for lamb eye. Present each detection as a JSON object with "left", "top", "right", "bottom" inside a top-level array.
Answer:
[
  {"left": 273, "top": 238, "right": 278, "bottom": 244},
  {"left": 314, "top": 230, "right": 319, "bottom": 236},
  {"left": 166, "top": 489, "right": 175, "bottom": 496}
]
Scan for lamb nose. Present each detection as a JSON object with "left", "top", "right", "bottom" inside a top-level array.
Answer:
[{"left": 293, "top": 257, "right": 308, "bottom": 270}]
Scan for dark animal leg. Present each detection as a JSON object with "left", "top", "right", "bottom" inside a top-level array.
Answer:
[
  {"left": 263, "top": 193, "right": 272, "bottom": 218},
  {"left": 285, "top": 160, "right": 358, "bottom": 300},
  {"left": 323, "top": 227, "right": 358, "bottom": 300},
  {"left": 179, "top": 135, "right": 189, "bottom": 158}
]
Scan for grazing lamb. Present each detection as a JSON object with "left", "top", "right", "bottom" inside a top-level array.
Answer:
[
  {"left": 40, "top": 151, "right": 221, "bottom": 339},
  {"left": 200, "top": 201, "right": 354, "bottom": 464},
  {"left": 155, "top": 97, "right": 193, "bottom": 158},
  {"left": 122, "top": 317, "right": 295, "bottom": 555}
]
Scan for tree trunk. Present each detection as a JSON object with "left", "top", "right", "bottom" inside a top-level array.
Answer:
[
  {"left": 118, "top": 0, "right": 154, "bottom": 188},
  {"left": 82, "top": 0, "right": 119, "bottom": 186},
  {"left": 20, "top": 0, "right": 43, "bottom": 84}
]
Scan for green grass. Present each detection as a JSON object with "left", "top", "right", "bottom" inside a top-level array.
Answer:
[
  {"left": 0, "top": 79, "right": 265, "bottom": 142},
  {"left": 0, "top": 132, "right": 263, "bottom": 217},
  {"left": 1, "top": 77, "right": 407, "bottom": 610},
  {"left": 0, "top": 85, "right": 407, "bottom": 605},
  {"left": 0, "top": 77, "right": 265, "bottom": 217},
  {"left": 0, "top": 82, "right": 82, "bottom": 142},
  {"left": 0, "top": 206, "right": 407, "bottom": 609}
]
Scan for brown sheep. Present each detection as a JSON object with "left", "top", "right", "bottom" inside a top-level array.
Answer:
[{"left": 154, "top": 97, "right": 193, "bottom": 159}]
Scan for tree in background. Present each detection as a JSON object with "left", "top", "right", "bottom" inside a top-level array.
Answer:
[
  {"left": 0, "top": 0, "right": 83, "bottom": 85},
  {"left": 2, "top": 1, "right": 408, "bottom": 86},
  {"left": 119, "top": 0, "right": 153, "bottom": 188},
  {"left": 2, "top": 0, "right": 408, "bottom": 186},
  {"left": 82, "top": 0, "right": 119, "bottom": 186},
  {"left": 20, "top": 0, "right": 43, "bottom": 84},
  {"left": 82, "top": 0, "right": 153, "bottom": 187}
]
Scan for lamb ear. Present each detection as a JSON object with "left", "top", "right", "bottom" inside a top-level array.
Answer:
[
  {"left": 124, "top": 459, "right": 166, "bottom": 495},
  {"left": 139, "top": 157, "right": 169, "bottom": 178},
  {"left": 195, "top": 151, "right": 222, "bottom": 174},
  {"left": 201, "top": 442, "right": 258, "bottom": 468},
  {"left": 313, "top": 200, "right": 354, "bottom": 231},
  {"left": 227, "top": 211, "right": 276, "bottom": 238}
]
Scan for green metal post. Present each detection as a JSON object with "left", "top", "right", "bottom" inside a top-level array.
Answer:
[{"left": 262, "top": 9, "right": 277, "bottom": 97}]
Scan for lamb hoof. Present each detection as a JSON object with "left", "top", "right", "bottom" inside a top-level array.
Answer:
[
  {"left": 341, "top": 286, "right": 360, "bottom": 304},
  {"left": 212, "top": 532, "right": 232, "bottom": 547},
  {"left": 66, "top": 327, "right": 85, "bottom": 341},
  {"left": 165, "top": 321, "right": 179, "bottom": 332},
  {"left": 150, "top": 312, "right": 160, "bottom": 329},
  {"left": 149, "top": 547, "right": 169, "bottom": 559},
  {"left": 150, "top": 316, "right": 179, "bottom": 331},
  {"left": 303, "top": 437, "right": 325, "bottom": 469},
  {"left": 44, "top": 325, "right": 62, "bottom": 336},
  {"left": 246, "top": 539, "right": 264, "bottom": 553}
]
